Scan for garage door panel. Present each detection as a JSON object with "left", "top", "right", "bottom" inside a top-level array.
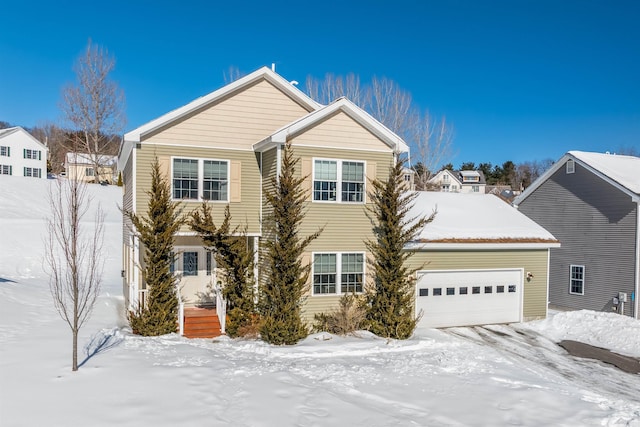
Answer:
[{"left": 416, "top": 269, "right": 523, "bottom": 328}]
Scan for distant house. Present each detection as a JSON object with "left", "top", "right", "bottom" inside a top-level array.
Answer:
[
  {"left": 65, "top": 152, "right": 117, "bottom": 184},
  {"left": 406, "top": 192, "right": 559, "bottom": 328},
  {"left": 0, "top": 127, "right": 48, "bottom": 179},
  {"left": 428, "top": 169, "right": 486, "bottom": 193},
  {"left": 514, "top": 151, "right": 639, "bottom": 319}
]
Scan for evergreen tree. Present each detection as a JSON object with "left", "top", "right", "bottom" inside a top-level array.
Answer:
[
  {"left": 259, "top": 141, "right": 322, "bottom": 345},
  {"left": 190, "top": 203, "right": 256, "bottom": 338},
  {"left": 364, "top": 158, "right": 435, "bottom": 339},
  {"left": 126, "top": 158, "right": 183, "bottom": 336}
]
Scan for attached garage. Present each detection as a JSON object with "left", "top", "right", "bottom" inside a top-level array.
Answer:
[
  {"left": 405, "top": 192, "right": 560, "bottom": 329},
  {"left": 415, "top": 269, "right": 523, "bottom": 328}
]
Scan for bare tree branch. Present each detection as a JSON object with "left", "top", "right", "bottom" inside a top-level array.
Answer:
[
  {"left": 60, "top": 39, "right": 125, "bottom": 183},
  {"left": 44, "top": 177, "right": 105, "bottom": 371}
]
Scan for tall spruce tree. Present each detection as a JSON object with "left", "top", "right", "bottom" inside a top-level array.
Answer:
[
  {"left": 364, "top": 158, "right": 435, "bottom": 339},
  {"left": 259, "top": 141, "right": 322, "bottom": 345},
  {"left": 126, "top": 158, "right": 184, "bottom": 335},
  {"left": 190, "top": 203, "right": 256, "bottom": 337}
]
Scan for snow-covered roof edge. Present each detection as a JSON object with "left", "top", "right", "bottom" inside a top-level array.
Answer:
[
  {"left": 118, "top": 66, "right": 322, "bottom": 170},
  {"left": 253, "top": 97, "right": 409, "bottom": 154},
  {"left": 0, "top": 126, "right": 49, "bottom": 151},
  {"left": 66, "top": 152, "right": 117, "bottom": 166},
  {"left": 514, "top": 151, "right": 640, "bottom": 206}
]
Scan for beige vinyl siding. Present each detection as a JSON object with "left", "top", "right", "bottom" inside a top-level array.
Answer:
[
  {"left": 143, "top": 80, "right": 310, "bottom": 149},
  {"left": 135, "top": 144, "right": 262, "bottom": 234},
  {"left": 122, "top": 153, "right": 134, "bottom": 242},
  {"left": 405, "top": 249, "right": 550, "bottom": 320},
  {"left": 290, "top": 111, "right": 394, "bottom": 152}
]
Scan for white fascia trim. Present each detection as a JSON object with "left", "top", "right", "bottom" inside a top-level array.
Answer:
[
  {"left": 175, "top": 230, "right": 262, "bottom": 237},
  {"left": 125, "top": 67, "right": 321, "bottom": 143},
  {"left": 254, "top": 98, "right": 409, "bottom": 154},
  {"left": 140, "top": 140, "right": 254, "bottom": 152},
  {"left": 405, "top": 242, "right": 562, "bottom": 250}
]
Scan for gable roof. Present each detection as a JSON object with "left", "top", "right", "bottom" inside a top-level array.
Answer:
[
  {"left": 253, "top": 97, "right": 409, "bottom": 153},
  {"left": 406, "top": 192, "right": 559, "bottom": 249},
  {"left": 428, "top": 169, "right": 486, "bottom": 185},
  {"left": 0, "top": 126, "right": 48, "bottom": 151},
  {"left": 118, "top": 67, "right": 321, "bottom": 169},
  {"left": 514, "top": 151, "right": 640, "bottom": 205}
]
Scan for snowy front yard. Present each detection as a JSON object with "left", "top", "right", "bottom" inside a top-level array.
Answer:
[{"left": 1, "top": 177, "right": 639, "bottom": 426}]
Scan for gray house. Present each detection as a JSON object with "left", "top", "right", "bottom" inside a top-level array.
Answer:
[{"left": 514, "top": 151, "right": 639, "bottom": 319}]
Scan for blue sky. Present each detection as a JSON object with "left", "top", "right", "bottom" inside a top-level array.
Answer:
[{"left": 1, "top": 0, "right": 638, "bottom": 167}]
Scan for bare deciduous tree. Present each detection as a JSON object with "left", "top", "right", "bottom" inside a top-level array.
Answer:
[
  {"left": 305, "top": 73, "right": 454, "bottom": 190},
  {"left": 61, "top": 40, "right": 125, "bottom": 182},
  {"left": 45, "top": 177, "right": 105, "bottom": 371}
]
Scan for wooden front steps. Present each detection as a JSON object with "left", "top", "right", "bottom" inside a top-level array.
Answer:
[{"left": 183, "top": 307, "right": 222, "bottom": 338}]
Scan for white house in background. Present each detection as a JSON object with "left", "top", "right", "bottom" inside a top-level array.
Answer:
[
  {"left": 0, "top": 127, "right": 48, "bottom": 178},
  {"left": 65, "top": 152, "right": 118, "bottom": 183},
  {"left": 428, "top": 169, "right": 486, "bottom": 193}
]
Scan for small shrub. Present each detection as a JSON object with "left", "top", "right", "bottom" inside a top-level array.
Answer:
[{"left": 312, "top": 293, "right": 366, "bottom": 336}]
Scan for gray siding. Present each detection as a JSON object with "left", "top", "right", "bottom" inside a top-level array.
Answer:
[{"left": 518, "top": 161, "right": 638, "bottom": 316}]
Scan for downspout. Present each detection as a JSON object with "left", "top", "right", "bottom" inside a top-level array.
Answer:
[{"left": 276, "top": 144, "right": 282, "bottom": 187}]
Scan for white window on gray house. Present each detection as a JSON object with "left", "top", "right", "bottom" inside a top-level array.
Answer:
[
  {"left": 566, "top": 159, "right": 575, "bottom": 174},
  {"left": 203, "top": 160, "right": 228, "bottom": 201},
  {"left": 24, "top": 167, "right": 41, "bottom": 178},
  {"left": 23, "top": 149, "right": 41, "bottom": 160},
  {"left": 569, "top": 265, "right": 584, "bottom": 295},
  {"left": 1, "top": 164, "right": 12, "bottom": 175},
  {"left": 173, "top": 158, "right": 228, "bottom": 201},
  {"left": 313, "top": 159, "right": 365, "bottom": 203},
  {"left": 183, "top": 252, "right": 198, "bottom": 276},
  {"left": 0, "top": 146, "right": 9, "bottom": 157},
  {"left": 313, "top": 252, "right": 364, "bottom": 295}
]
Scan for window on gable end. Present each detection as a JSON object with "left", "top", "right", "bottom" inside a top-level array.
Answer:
[{"left": 566, "top": 160, "right": 575, "bottom": 174}]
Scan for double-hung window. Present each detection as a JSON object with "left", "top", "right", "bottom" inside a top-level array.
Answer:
[
  {"left": 0, "top": 146, "right": 9, "bottom": 157},
  {"left": 313, "top": 159, "right": 364, "bottom": 203},
  {"left": 569, "top": 265, "right": 584, "bottom": 295},
  {"left": 1, "top": 165, "right": 11, "bottom": 175},
  {"left": 24, "top": 167, "right": 41, "bottom": 178},
  {"left": 173, "top": 158, "right": 228, "bottom": 201},
  {"left": 23, "top": 149, "right": 41, "bottom": 160},
  {"left": 313, "top": 252, "right": 364, "bottom": 295},
  {"left": 203, "top": 160, "right": 228, "bottom": 201}
]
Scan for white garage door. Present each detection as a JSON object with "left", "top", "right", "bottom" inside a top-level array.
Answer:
[{"left": 416, "top": 269, "right": 523, "bottom": 328}]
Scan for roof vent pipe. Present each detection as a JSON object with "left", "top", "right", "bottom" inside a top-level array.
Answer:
[{"left": 271, "top": 63, "right": 276, "bottom": 72}]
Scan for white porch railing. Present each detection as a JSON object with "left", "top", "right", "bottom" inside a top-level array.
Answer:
[
  {"left": 215, "top": 284, "right": 226, "bottom": 335},
  {"left": 177, "top": 289, "right": 184, "bottom": 336}
]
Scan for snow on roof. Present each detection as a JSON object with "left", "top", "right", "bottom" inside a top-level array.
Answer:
[
  {"left": 0, "top": 126, "right": 48, "bottom": 150},
  {"left": 66, "top": 152, "right": 117, "bottom": 166},
  {"left": 460, "top": 170, "right": 480, "bottom": 177},
  {"left": 407, "top": 192, "right": 558, "bottom": 246},
  {"left": 569, "top": 150, "right": 640, "bottom": 195},
  {"left": 0, "top": 127, "right": 20, "bottom": 138}
]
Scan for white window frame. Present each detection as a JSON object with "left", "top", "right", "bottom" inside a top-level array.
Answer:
[
  {"left": 0, "top": 146, "right": 9, "bottom": 157},
  {"left": 569, "top": 264, "right": 585, "bottom": 295},
  {"left": 24, "top": 167, "right": 41, "bottom": 178},
  {"left": 0, "top": 164, "right": 12, "bottom": 175},
  {"left": 312, "top": 252, "right": 365, "bottom": 296},
  {"left": 472, "top": 185, "right": 480, "bottom": 192},
  {"left": 171, "top": 157, "right": 229, "bottom": 202},
  {"left": 312, "top": 158, "right": 366, "bottom": 204},
  {"left": 85, "top": 167, "right": 95, "bottom": 177},
  {"left": 24, "top": 149, "right": 41, "bottom": 160},
  {"left": 566, "top": 159, "right": 575, "bottom": 174}
]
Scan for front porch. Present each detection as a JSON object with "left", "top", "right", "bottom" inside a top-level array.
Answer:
[{"left": 182, "top": 306, "right": 223, "bottom": 338}]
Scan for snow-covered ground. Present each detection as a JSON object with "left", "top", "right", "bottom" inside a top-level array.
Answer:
[{"left": 1, "top": 176, "right": 639, "bottom": 426}]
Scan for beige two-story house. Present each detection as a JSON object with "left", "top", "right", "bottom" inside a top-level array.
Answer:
[{"left": 118, "top": 67, "right": 406, "bottom": 336}]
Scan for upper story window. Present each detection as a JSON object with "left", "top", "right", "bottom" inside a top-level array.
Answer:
[
  {"left": 172, "top": 158, "right": 228, "bottom": 201},
  {"left": 442, "top": 174, "right": 449, "bottom": 182},
  {"left": 0, "top": 146, "right": 9, "bottom": 157},
  {"left": 24, "top": 149, "right": 41, "bottom": 160},
  {"left": 566, "top": 159, "right": 575, "bottom": 174},
  {"left": 569, "top": 265, "right": 584, "bottom": 295},
  {"left": 313, "top": 159, "right": 364, "bottom": 203}
]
